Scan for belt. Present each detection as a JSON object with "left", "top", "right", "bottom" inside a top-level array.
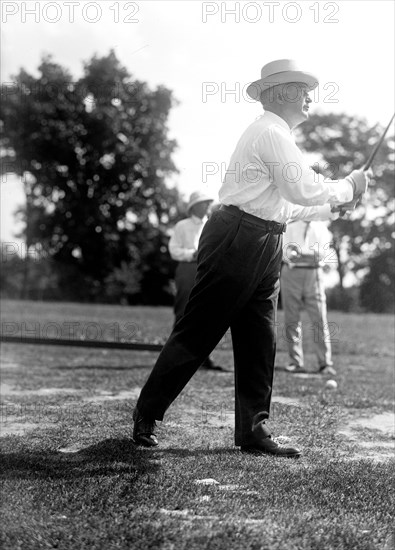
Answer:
[
  {"left": 219, "top": 204, "right": 286, "bottom": 234},
  {"left": 284, "top": 263, "right": 321, "bottom": 269}
]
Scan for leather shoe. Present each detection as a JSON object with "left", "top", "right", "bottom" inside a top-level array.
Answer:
[
  {"left": 240, "top": 422, "right": 301, "bottom": 458},
  {"left": 285, "top": 364, "right": 306, "bottom": 374},
  {"left": 241, "top": 436, "right": 301, "bottom": 458},
  {"left": 319, "top": 365, "right": 337, "bottom": 376},
  {"left": 200, "top": 357, "right": 227, "bottom": 372},
  {"left": 132, "top": 408, "right": 158, "bottom": 447}
]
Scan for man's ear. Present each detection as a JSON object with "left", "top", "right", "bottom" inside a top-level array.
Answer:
[{"left": 276, "top": 92, "right": 285, "bottom": 105}]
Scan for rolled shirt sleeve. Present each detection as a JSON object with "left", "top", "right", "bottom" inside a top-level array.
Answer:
[
  {"left": 168, "top": 216, "right": 207, "bottom": 262},
  {"left": 253, "top": 126, "right": 353, "bottom": 207},
  {"left": 290, "top": 204, "right": 335, "bottom": 222},
  {"left": 168, "top": 225, "right": 196, "bottom": 262}
]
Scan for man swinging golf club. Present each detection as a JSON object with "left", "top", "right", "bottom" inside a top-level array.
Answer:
[{"left": 132, "top": 59, "right": 370, "bottom": 457}]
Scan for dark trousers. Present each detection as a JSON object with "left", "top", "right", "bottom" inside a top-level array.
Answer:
[
  {"left": 136, "top": 206, "right": 284, "bottom": 446},
  {"left": 174, "top": 262, "right": 198, "bottom": 324},
  {"left": 174, "top": 262, "right": 214, "bottom": 368}
]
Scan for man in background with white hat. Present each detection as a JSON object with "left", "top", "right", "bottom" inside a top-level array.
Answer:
[
  {"left": 133, "top": 59, "right": 370, "bottom": 457},
  {"left": 169, "top": 191, "right": 225, "bottom": 371}
]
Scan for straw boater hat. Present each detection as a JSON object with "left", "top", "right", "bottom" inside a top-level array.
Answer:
[
  {"left": 187, "top": 191, "right": 213, "bottom": 214},
  {"left": 246, "top": 59, "right": 319, "bottom": 101}
]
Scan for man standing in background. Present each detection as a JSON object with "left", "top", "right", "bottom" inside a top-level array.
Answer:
[
  {"left": 169, "top": 191, "right": 225, "bottom": 371},
  {"left": 281, "top": 220, "right": 336, "bottom": 375}
]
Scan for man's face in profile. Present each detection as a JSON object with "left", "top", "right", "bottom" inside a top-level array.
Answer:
[{"left": 283, "top": 82, "right": 312, "bottom": 121}]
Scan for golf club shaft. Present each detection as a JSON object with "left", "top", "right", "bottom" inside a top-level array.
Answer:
[
  {"left": 313, "top": 113, "right": 394, "bottom": 179},
  {"left": 363, "top": 113, "right": 395, "bottom": 171},
  {"left": 337, "top": 113, "right": 395, "bottom": 216}
]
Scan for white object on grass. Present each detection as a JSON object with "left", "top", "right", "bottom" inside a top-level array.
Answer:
[
  {"left": 325, "top": 379, "right": 338, "bottom": 390},
  {"left": 194, "top": 478, "right": 219, "bottom": 485}
]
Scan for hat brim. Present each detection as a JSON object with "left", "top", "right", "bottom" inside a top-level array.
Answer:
[
  {"left": 187, "top": 197, "right": 213, "bottom": 213},
  {"left": 246, "top": 71, "right": 319, "bottom": 101}
]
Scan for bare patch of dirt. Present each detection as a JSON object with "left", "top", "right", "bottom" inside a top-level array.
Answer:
[{"left": 338, "top": 412, "right": 395, "bottom": 462}]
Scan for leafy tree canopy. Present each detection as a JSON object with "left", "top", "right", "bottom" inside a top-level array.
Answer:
[{"left": 1, "top": 51, "right": 183, "bottom": 302}]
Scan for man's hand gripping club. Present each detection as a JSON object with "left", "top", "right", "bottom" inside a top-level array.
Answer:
[{"left": 332, "top": 168, "right": 372, "bottom": 216}]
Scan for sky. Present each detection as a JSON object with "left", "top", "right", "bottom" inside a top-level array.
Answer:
[{"left": 1, "top": 0, "right": 395, "bottom": 245}]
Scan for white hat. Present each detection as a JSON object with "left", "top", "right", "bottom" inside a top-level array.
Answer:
[
  {"left": 187, "top": 191, "right": 213, "bottom": 214},
  {"left": 246, "top": 59, "right": 319, "bottom": 101}
]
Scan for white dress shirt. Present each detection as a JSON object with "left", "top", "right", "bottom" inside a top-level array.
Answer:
[
  {"left": 168, "top": 215, "right": 207, "bottom": 262},
  {"left": 219, "top": 111, "right": 353, "bottom": 223}
]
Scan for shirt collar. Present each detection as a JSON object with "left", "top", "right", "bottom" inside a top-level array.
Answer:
[{"left": 262, "top": 111, "right": 291, "bottom": 133}]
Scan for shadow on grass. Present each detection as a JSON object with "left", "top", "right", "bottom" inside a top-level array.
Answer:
[
  {"left": 0, "top": 441, "right": 241, "bottom": 482},
  {"left": 0, "top": 438, "right": 160, "bottom": 480},
  {"left": 152, "top": 446, "right": 237, "bottom": 457}
]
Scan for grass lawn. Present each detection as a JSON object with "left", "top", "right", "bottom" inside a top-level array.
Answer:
[{"left": 1, "top": 300, "right": 394, "bottom": 550}]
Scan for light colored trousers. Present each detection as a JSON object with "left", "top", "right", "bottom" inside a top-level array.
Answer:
[{"left": 280, "top": 265, "right": 333, "bottom": 368}]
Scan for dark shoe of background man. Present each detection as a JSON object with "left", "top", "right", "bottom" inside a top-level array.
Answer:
[{"left": 200, "top": 357, "right": 227, "bottom": 372}]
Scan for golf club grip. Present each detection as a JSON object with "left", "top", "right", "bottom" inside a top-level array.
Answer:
[{"left": 363, "top": 113, "right": 395, "bottom": 171}]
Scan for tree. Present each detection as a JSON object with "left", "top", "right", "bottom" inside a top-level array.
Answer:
[
  {"left": 1, "top": 51, "right": 182, "bottom": 302},
  {"left": 359, "top": 247, "right": 395, "bottom": 313},
  {"left": 295, "top": 112, "right": 394, "bottom": 310}
]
